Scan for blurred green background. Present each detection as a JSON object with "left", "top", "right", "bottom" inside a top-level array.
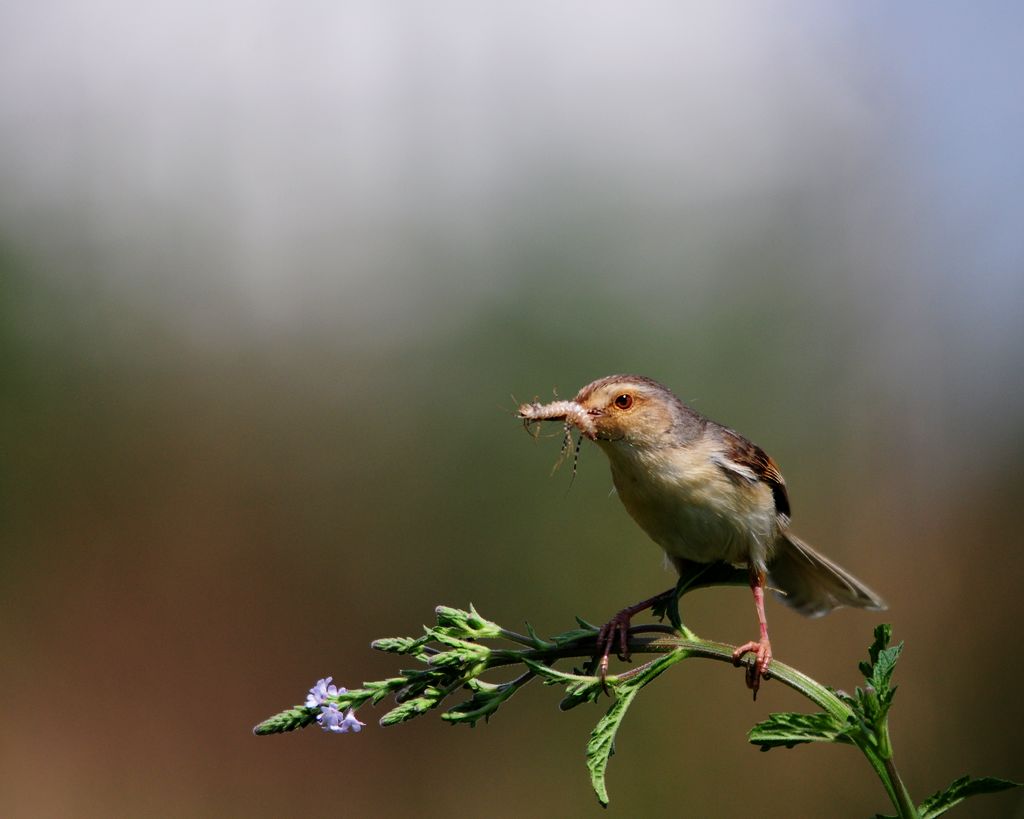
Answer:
[{"left": 2, "top": 3, "right": 1022, "bottom": 817}]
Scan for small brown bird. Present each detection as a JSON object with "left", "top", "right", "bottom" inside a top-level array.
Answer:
[{"left": 518, "top": 374, "right": 885, "bottom": 695}]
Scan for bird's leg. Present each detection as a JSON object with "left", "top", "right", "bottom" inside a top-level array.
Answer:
[
  {"left": 731, "top": 566, "right": 772, "bottom": 699},
  {"left": 596, "top": 588, "right": 674, "bottom": 682}
]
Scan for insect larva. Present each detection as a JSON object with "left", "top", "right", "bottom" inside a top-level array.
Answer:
[
  {"left": 516, "top": 398, "right": 592, "bottom": 484},
  {"left": 516, "top": 399, "right": 597, "bottom": 440}
]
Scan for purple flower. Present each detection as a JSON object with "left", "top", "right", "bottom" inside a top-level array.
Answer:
[
  {"left": 305, "top": 677, "right": 346, "bottom": 708},
  {"left": 317, "top": 702, "right": 365, "bottom": 734},
  {"left": 339, "top": 709, "right": 365, "bottom": 733}
]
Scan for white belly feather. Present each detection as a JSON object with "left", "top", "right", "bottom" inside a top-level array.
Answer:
[{"left": 602, "top": 437, "right": 778, "bottom": 569}]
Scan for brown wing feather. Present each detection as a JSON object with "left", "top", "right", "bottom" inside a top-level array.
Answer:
[{"left": 720, "top": 429, "right": 791, "bottom": 518}]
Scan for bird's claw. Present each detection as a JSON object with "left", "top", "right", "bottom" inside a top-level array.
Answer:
[
  {"left": 596, "top": 609, "right": 634, "bottom": 690},
  {"left": 732, "top": 639, "right": 772, "bottom": 700}
]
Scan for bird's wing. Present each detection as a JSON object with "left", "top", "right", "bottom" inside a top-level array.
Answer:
[{"left": 715, "top": 428, "right": 791, "bottom": 519}]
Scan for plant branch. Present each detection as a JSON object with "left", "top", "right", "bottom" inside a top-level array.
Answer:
[{"left": 254, "top": 589, "right": 1020, "bottom": 816}]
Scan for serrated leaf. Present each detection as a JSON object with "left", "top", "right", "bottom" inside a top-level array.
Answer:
[
  {"left": 522, "top": 620, "right": 556, "bottom": 649},
  {"left": 866, "top": 623, "right": 892, "bottom": 668},
  {"left": 859, "top": 625, "right": 901, "bottom": 686},
  {"left": 871, "top": 644, "right": 902, "bottom": 687},
  {"left": 917, "top": 774, "right": 1021, "bottom": 818},
  {"left": 853, "top": 624, "right": 902, "bottom": 726},
  {"left": 586, "top": 651, "right": 685, "bottom": 806},
  {"left": 559, "top": 679, "right": 604, "bottom": 711},
  {"left": 748, "top": 711, "right": 852, "bottom": 750},
  {"left": 551, "top": 627, "right": 598, "bottom": 648},
  {"left": 517, "top": 659, "right": 604, "bottom": 709},
  {"left": 441, "top": 680, "right": 513, "bottom": 727},
  {"left": 521, "top": 657, "right": 597, "bottom": 686},
  {"left": 587, "top": 682, "right": 640, "bottom": 806}
]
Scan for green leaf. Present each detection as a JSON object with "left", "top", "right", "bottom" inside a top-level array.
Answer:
[
  {"left": 522, "top": 620, "right": 556, "bottom": 649},
  {"left": 748, "top": 711, "right": 853, "bottom": 750},
  {"left": 521, "top": 657, "right": 594, "bottom": 684},
  {"left": 871, "top": 644, "right": 902, "bottom": 691},
  {"left": 585, "top": 651, "right": 686, "bottom": 806},
  {"left": 252, "top": 706, "right": 318, "bottom": 735},
  {"left": 859, "top": 624, "right": 903, "bottom": 703},
  {"left": 850, "top": 624, "right": 903, "bottom": 740},
  {"left": 442, "top": 679, "right": 521, "bottom": 727},
  {"left": 917, "top": 774, "right": 1021, "bottom": 818},
  {"left": 558, "top": 680, "right": 605, "bottom": 712},
  {"left": 861, "top": 623, "right": 892, "bottom": 673},
  {"left": 516, "top": 658, "right": 606, "bottom": 711},
  {"left": 587, "top": 683, "right": 639, "bottom": 807},
  {"left": 551, "top": 627, "right": 598, "bottom": 648}
]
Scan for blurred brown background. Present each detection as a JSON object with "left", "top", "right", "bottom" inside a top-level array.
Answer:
[{"left": 2, "top": 3, "right": 1022, "bottom": 817}]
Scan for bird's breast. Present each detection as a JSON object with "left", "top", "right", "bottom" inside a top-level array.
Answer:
[{"left": 602, "top": 438, "right": 778, "bottom": 568}]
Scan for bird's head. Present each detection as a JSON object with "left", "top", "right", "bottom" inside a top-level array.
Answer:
[{"left": 573, "top": 374, "right": 689, "bottom": 449}]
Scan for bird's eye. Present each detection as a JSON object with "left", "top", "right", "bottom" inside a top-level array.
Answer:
[{"left": 613, "top": 394, "right": 633, "bottom": 410}]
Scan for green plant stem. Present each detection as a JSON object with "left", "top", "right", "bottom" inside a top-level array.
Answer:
[
  {"left": 853, "top": 742, "right": 908, "bottom": 817},
  {"left": 493, "top": 627, "right": 916, "bottom": 818},
  {"left": 259, "top": 603, "right": 1021, "bottom": 815},
  {"left": 497, "top": 627, "right": 548, "bottom": 648},
  {"left": 884, "top": 755, "right": 918, "bottom": 819}
]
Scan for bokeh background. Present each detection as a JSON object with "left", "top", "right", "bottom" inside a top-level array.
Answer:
[{"left": 2, "top": 2, "right": 1023, "bottom": 817}]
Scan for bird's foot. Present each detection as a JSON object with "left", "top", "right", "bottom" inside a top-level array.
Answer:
[
  {"left": 595, "top": 608, "right": 635, "bottom": 687},
  {"left": 592, "top": 589, "right": 675, "bottom": 690},
  {"left": 732, "top": 638, "right": 772, "bottom": 700}
]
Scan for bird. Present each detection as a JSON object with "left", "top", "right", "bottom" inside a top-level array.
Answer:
[{"left": 518, "top": 374, "right": 886, "bottom": 696}]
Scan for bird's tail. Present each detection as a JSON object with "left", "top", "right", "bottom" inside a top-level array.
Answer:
[{"left": 768, "top": 531, "right": 886, "bottom": 618}]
